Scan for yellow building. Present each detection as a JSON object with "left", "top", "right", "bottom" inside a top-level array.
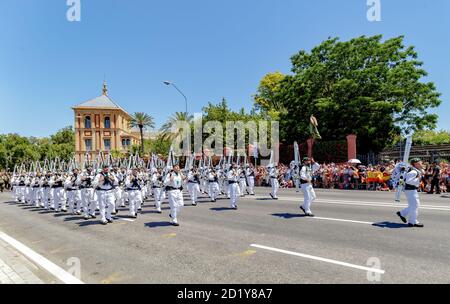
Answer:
[{"left": 72, "top": 82, "right": 140, "bottom": 162}]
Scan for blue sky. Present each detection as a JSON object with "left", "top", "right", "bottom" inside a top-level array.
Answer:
[{"left": 0, "top": 0, "right": 449, "bottom": 137}]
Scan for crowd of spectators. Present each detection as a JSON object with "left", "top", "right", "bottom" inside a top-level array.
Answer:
[{"left": 256, "top": 161, "right": 450, "bottom": 194}]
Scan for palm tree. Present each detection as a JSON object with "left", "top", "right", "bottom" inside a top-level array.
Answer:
[
  {"left": 160, "top": 112, "right": 193, "bottom": 141},
  {"left": 130, "top": 112, "right": 155, "bottom": 156}
]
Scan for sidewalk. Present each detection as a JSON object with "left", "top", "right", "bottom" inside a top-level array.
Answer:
[{"left": 0, "top": 238, "right": 58, "bottom": 284}]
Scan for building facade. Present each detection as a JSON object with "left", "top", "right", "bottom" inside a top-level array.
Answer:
[{"left": 72, "top": 82, "right": 140, "bottom": 162}]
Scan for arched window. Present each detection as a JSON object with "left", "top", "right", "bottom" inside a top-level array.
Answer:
[
  {"left": 84, "top": 116, "right": 91, "bottom": 129},
  {"left": 104, "top": 116, "right": 111, "bottom": 129}
]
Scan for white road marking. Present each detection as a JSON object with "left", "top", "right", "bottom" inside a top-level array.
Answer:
[
  {"left": 250, "top": 196, "right": 450, "bottom": 211},
  {"left": 0, "top": 231, "right": 84, "bottom": 284},
  {"left": 310, "top": 216, "right": 373, "bottom": 225},
  {"left": 112, "top": 217, "right": 135, "bottom": 222},
  {"left": 250, "top": 244, "right": 385, "bottom": 274}
]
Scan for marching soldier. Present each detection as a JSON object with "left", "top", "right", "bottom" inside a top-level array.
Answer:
[
  {"left": 125, "top": 168, "right": 143, "bottom": 218},
  {"left": 40, "top": 171, "right": 52, "bottom": 210},
  {"left": 299, "top": 157, "right": 320, "bottom": 217},
  {"left": 31, "top": 172, "right": 43, "bottom": 208},
  {"left": 396, "top": 158, "right": 425, "bottom": 227},
  {"left": 227, "top": 163, "right": 240, "bottom": 210},
  {"left": 93, "top": 165, "right": 118, "bottom": 225},
  {"left": 164, "top": 165, "right": 184, "bottom": 226},
  {"left": 245, "top": 164, "right": 256, "bottom": 196},
  {"left": 80, "top": 166, "right": 97, "bottom": 220},
  {"left": 65, "top": 168, "right": 82, "bottom": 215},
  {"left": 49, "top": 170, "right": 67, "bottom": 212},
  {"left": 207, "top": 168, "right": 220, "bottom": 202},
  {"left": 268, "top": 165, "right": 279, "bottom": 200},
  {"left": 187, "top": 166, "right": 201, "bottom": 206},
  {"left": 151, "top": 168, "right": 164, "bottom": 213},
  {"left": 238, "top": 165, "right": 247, "bottom": 197}
]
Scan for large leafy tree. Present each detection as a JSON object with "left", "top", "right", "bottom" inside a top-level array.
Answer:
[
  {"left": 130, "top": 112, "right": 155, "bottom": 156},
  {"left": 269, "top": 35, "right": 441, "bottom": 153}
]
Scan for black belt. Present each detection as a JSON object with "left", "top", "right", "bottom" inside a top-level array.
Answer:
[
  {"left": 126, "top": 188, "right": 141, "bottom": 191},
  {"left": 270, "top": 177, "right": 277, "bottom": 179},
  {"left": 300, "top": 179, "right": 309, "bottom": 184},
  {"left": 165, "top": 186, "right": 181, "bottom": 191},
  {"left": 33, "top": 186, "right": 40, "bottom": 188},
  {"left": 405, "top": 184, "right": 418, "bottom": 190},
  {"left": 67, "top": 189, "right": 79, "bottom": 191},
  {"left": 52, "top": 186, "right": 63, "bottom": 188},
  {"left": 229, "top": 181, "right": 238, "bottom": 184},
  {"left": 96, "top": 188, "right": 114, "bottom": 191}
]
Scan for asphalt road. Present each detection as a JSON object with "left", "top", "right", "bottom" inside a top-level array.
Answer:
[{"left": 0, "top": 188, "right": 449, "bottom": 284}]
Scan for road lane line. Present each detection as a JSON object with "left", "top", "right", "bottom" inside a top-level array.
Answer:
[
  {"left": 310, "top": 216, "right": 373, "bottom": 225},
  {"left": 112, "top": 217, "right": 135, "bottom": 222},
  {"left": 0, "top": 230, "right": 84, "bottom": 284},
  {"left": 249, "top": 196, "right": 450, "bottom": 211},
  {"left": 250, "top": 244, "right": 385, "bottom": 274}
]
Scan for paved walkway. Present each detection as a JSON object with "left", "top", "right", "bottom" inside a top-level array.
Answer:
[{"left": 0, "top": 238, "right": 57, "bottom": 284}]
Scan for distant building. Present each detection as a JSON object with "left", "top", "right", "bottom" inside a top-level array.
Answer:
[{"left": 72, "top": 82, "right": 140, "bottom": 162}]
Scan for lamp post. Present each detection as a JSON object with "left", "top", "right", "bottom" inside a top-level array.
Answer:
[{"left": 163, "top": 81, "right": 188, "bottom": 115}]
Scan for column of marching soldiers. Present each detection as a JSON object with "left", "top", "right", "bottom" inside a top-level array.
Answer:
[
  {"left": 7, "top": 150, "right": 266, "bottom": 227},
  {"left": 7, "top": 140, "right": 425, "bottom": 228}
]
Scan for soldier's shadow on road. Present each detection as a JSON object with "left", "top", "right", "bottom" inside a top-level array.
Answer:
[
  {"left": 256, "top": 198, "right": 275, "bottom": 201},
  {"left": 144, "top": 222, "right": 173, "bottom": 228},
  {"left": 271, "top": 213, "right": 304, "bottom": 219},
  {"left": 372, "top": 222, "right": 409, "bottom": 229},
  {"left": 210, "top": 207, "right": 234, "bottom": 211},
  {"left": 76, "top": 220, "right": 103, "bottom": 227}
]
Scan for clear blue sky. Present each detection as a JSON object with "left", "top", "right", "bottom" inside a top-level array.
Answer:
[{"left": 0, "top": 0, "right": 449, "bottom": 137}]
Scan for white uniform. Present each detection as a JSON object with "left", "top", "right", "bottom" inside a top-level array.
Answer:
[
  {"left": 31, "top": 176, "right": 43, "bottom": 207},
  {"left": 187, "top": 170, "right": 201, "bottom": 205},
  {"left": 164, "top": 171, "right": 184, "bottom": 225},
  {"left": 10, "top": 175, "right": 19, "bottom": 202},
  {"left": 65, "top": 174, "right": 82, "bottom": 214},
  {"left": 151, "top": 172, "right": 164, "bottom": 212},
  {"left": 93, "top": 172, "right": 118, "bottom": 223},
  {"left": 400, "top": 167, "right": 422, "bottom": 225},
  {"left": 79, "top": 171, "right": 96, "bottom": 218},
  {"left": 49, "top": 175, "right": 67, "bottom": 212},
  {"left": 245, "top": 167, "right": 255, "bottom": 195},
  {"left": 300, "top": 162, "right": 320, "bottom": 215},
  {"left": 114, "top": 171, "right": 126, "bottom": 208},
  {"left": 239, "top": 169, "right": 247, "bottom": 196},
  {"left": 207, "top": 171, "right": 220, "bottom": 202},
  {"left": 125, "top": 174, "right": 143, "bottom": 217},
  {"left": 40, "top": 175, "right": 52, "bottom": 209},
  {"left": 269, "top": 167, "right": 279, "bottom": 199},
  {"left": 227, "top": 169, "right": 240, "bottom": 208}
]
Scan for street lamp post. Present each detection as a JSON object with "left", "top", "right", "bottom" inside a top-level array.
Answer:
[{"left": 163, "top": 81, "right": 188, "bottom": 114}]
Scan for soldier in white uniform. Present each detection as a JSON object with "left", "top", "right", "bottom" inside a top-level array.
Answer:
[
  {"left": 49, "top": 171, "right": 67, "bottom": 213},
  {"left": 125, "top": 168, "right": 143, "bottom": 218},
  {"left": 227, "top": 163, "right": 240, "bottom": 210},
  {"left": 396, "top": 158, "right": 425, "bottom": 227},
  {"left": 79, "top": 166, "right": 96, "bottom": 220},
  {"left": 31, "top": 172, "right": 43, "bottom": 207},
  {"left": 93, "top": 165, "right": 118, "bottom": 225},
  {"left": 207, "top": 168, "right": 220, "bottom": 202},
  {"left": 187, "top": 166, "right": 201, "bottom": 206},
  {"left": 268, "top": 165, "right": 279, "bottom": 200},
  {"left": 65, "top": 169, "right": 82, "bottom": 215},
  {"left": 164, "top": 165, "right": 184, "bottom": 226},
  {"left": 238, "top": 166, "right": 247, "bottom": 197},
  {"left": 299, "top": 157, "right": 320, "bottom": 217},
  {"left": 245, "top": 164, "right": 256, "bottom": 196},
  {"left": 40, "top": 171, "right": 52, "bottom": 210},
  {"left": 151, "top": 168, "right": 164, "bottom": 213}
]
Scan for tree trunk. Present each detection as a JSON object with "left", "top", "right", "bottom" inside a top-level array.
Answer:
[{"left": 139, "top": 126, "right": 144, "bottom": 157}]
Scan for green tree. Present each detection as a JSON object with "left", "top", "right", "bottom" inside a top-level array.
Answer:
[
  {"left": 269, "top": 35, "right": 441, "bottom": 153},
  {"left": 253, "top": 72, "right": 287, "bottom": 120},
  {"left": 412, "top": 130, "right": 450, "bottom": 145},
  {"left": 130, "top": 112, "right": 155, "bottom": 156},
  {"left": 160, "top": 111, "right": 193, "bottom": 142}
]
